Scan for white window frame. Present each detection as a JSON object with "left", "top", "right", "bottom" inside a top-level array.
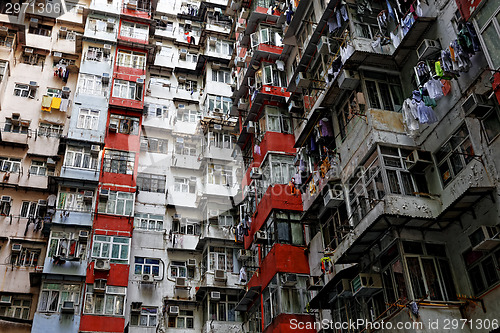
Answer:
[
  {"left": 134, "top": 257, "right": 161, "bottom": 276},
  {"left": 131, "top": 306, "right": 158, "bottom": 327},
  {"left": 91, "top": 235, "right": 130, "bottom": 261},
  {"left": 78, "top": 73, "right": 104, "bottom": 96},
  {"left": 64, "top": 146, "right": 98, "bottom": 170},
  {"left": 29, "top": 160, "right": 47, "bottom": 176},
  {"left": 174, "top": 177, "right": 195, "bottom": 193},
  {"left": 112, "top": 79, "right": 138, "bottom": 100},
  {"left": 120, "top": 21, "right": 149, "bottom": 41},
  {"left": 77, "top": 108, "right": 100, "bottom": 130},
  {"left": 98, "top": 191, "right": 135, "bottom": 216},
  {"left": 0, "top": 157, "right": 21, "bottom": 173},
  {"left": 116, "top": 50, "right": 146, "bottom": 69},
  {"left": 57, "top": 187, "right": 94, "bottom": 212},
  {"left": 48, "top": 231, "right": 88, "bottom": 259},
  {"left": 84, "top": 285, "right": 126, "bottom": 316},
  {"left": 38, "top": 282, "right": 81, "bottom": 313}
]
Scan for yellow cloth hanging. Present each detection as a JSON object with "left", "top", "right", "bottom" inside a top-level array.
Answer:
[
  {"left": 41, "top": 95, "right": 52, "bottom": 112},
  {"left": 51, "top": 97, "right": 62, "bottom": 110}
]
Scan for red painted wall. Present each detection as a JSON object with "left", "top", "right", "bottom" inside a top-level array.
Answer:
[
  {"left": 80, "top": 314, "right": 126, "bottom": 333},
  {"left": 244, "top": 184, "right": 303, "bottom": 249},
  {"left": 253, "top": 131, "right": 296, "bottom": 165},
  {"left": 257, "top": 43, "right": 283, "bottom": 55},
  {"left": 263, "top": 313, "right": 316, "bottom": 333},
  {"left": 247, "top": 244, "right": 310, "bottom": 291},
  {"left": 85, "top": 262, "right": 130, "bottom": 286},
  {"left": 455, "top": 0, "right": 484, "bottom": 21},
  {"left": 93, "top": 215, "right": 134, "bottom": 234}
]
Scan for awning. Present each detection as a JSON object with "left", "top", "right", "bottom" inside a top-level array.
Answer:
[
  {"left": 235, "top": 286, "right": 260, "bottom": 311},
  {"left": 308, "top": 265, "right": 358, "bottom": 309}
]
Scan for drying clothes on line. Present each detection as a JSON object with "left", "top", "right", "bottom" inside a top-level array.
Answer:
[
  {"left": 401, "top": 13, "right": 415, "bottom": 35},
  {"left": 402, "top": 98, "right": 419, "bottom": 136},
  {"left": 51, "top": 97, "right": 62, "bottom": 110},
  {"left": 41, "top": 95, "right": 52, "bottom": 112},
  {"left": 59, "top": 98, "right": 69, "bottom": 112},
  {"left": 435, "top": 61, "right": 444, "bottom": 77},
  {"left": 390, "top": 31, "right": 401, "bottom": 48},
  {"left": 319, "top": 118, "right": 334, "bottom": 137},
  {"left": 299, "top": 159, "right": 307, "bottom": 172},
  {"left": 321, "top": 257, "right": 333, "bottom": 274},
  {"left": 254, "top": 144, "right": 261, "bottom": 156},
  {"left": 412, "top": 90, "right": 438, "bottom": 124},
  {"left": 465, "top": 22, "right": 481, "bottom": 52},
  {"left": 239, "top": 267, "right": 247, "bottom": 284},
  {"left": 441, "top": 79, "right": 451, "bottom": 96},
  {"left": 340, "top": 44, "right": 355, "bottom": 63},
  {"left": 423, "top": 79, "right": 444, "bottom": 100}
]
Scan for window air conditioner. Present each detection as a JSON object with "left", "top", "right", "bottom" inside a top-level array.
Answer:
[
  {"left": 172, "top": 213, "right": 182, "bottom": 221},
  {"left": 47, "top": 158, "right": 56, "bottom": 166},
  {"left": 99, "top": 189, "right": 109, "bottom": 200},
  {"left": 351, "top": 273, "right": 382, "bottom": 297},
  {"left": 307, "top": 276, "right": 324, "bottom": 290},
  {"left": 141, "top": 273, "right": 154, "bottom": 283},
  {"left": 281, "top": 273, "right": 298, "bottom": 287},
  {"left": 209, "top": 209, "right": 218, "bottom": 217},
  {"left": 235, "top": 56, "right": 245, "bottom": 67},
  {"left": 0, "top": 295, "right": 12, "bottom": 304},
  {"left": 246, "top": 121, "right": 255, "bottom": 133},
  {"left": 109, "top": 122, "right": 118, "bottom": 132},
  {"left": 94, "top": 259, "right": 111, "bottom": 271},
  {"left": 236, "top": 22, "right": 245, "bottom": 33},
  {"left": 338, "top": 70, "right": 360, "bottom": 90},
  {"left": 335, "top": 279, "right": 352, "bottom": 299},
  {"left": 91, "top": 145, "right": 100, "bottom": 155},
  {"left": 296, "top": 72, "right": 310, "bottom": 88},
  {"left": 405, "top": 150, "right": 433, "bottom": 172},
  {"left": 61, "top": 301, "right": 75, "bottom": 313},
  {"left": 131, "top": 302, "right": 142, "bottom": 312},
  {"left": 103, "top": 44, "right": 112, "bottom": 50},
  {"left": 187, "top": 259, "right": 196, "bottom": 266},
  {"left": 210, "top": 291, "right": 221, "bottom": 300},
  {"left": 24, "top": 48, "right": 34, "bottom": 55},
  {"left": 136, "top": 78, "right": 145, "bottom": 84},
  {"left": 469, "top": 225, "right": 500, "bottom": 251},
  {"left": 38, "top": 200, "right": 48, "bottom": 206},
  {"left": 179, "top": 49, "right": 187, "bottom": 60},
  {"left": 323, "top": 189, "right": 344, "bottom": 208},
  {"left": 250, "top": 167, "right": 262, "bottom": 180},
  {"left": 62, "top": 86, "right": 71, "bottom": 93},
  {"left": 214, "top": 124, "right": 222, "bottom": 130},
  {"left": 177, "top": 75, "right": 186, "bottom": 83},
  {"left": 94, "top": 279, "right": 107, "bottom": 292},
  {"left": 416, "top": 39, "right": 441, "bottom": 60},
  {"left": 214, "top": 269, "right": 227, "bottom": 281},
  {"left": 83, "top": 191, "right": 94, "bottom": 202},
  {"left": 53, "top": 52, "right": 63, "bottom": 59},
  {"left": 462, "top": 93, "right": 493, "bottom": 119},
  {"left": 288, "top": 100, "right": 303, "bottom": 113},
  {"left": 169, "top": 306, "right": 179, "bottom": 315},
  {"left": 238, "top": 98, "right": 249, "bottom": 109},
  {"left": 30, "top": 18, "right": 39, "bottom": 28},
  {"left": 254, "top": 230, "right": 267, "bottom": 243},
  {"left": 11, "top": 243, "right": 22, "bottom": 252},
  {"left": 1, "top": 196, "right": 12, "bottom": 203},
  {"left": 175, "top": 277, "right": 187, "bottom": 288},
  {"left": 79, "top": 230, "right": 89, "bottom": 239},
  {"left": 237, "top": 249, "right": 252, "bottom": 260}
]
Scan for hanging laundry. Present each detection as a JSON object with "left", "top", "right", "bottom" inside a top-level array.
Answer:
[
  {"left": 62, "top": 68, "right": 69, "bottom": 83},
  {"left": 435, "top": 61, "right": 444, "bottom": 77},
  {"left": 441, "top": 79, "right": 451, "bottom": 96},
  {"left": 423, "top": 79, "right": 444, "bottom": 100},
  {"left": 310, "top": 135, "right": 317, "bottom": 152},
  {"left": 41, "top": 95, "right": 52, "bottom": 112},
  {"left": 319, "top": 118, "right": 334, "bottom": 137},
  {"left": 239, "top": 267, "right": 247, "bottom": 284},
  {"left": 51, "top": 97, "right": 62, "bottom": 110},
  {"left": 59, "top": 98, "right": 69, "bottom": 112},
  {"left": 402, "top": 98, "right": 419, "bottom": 136},
  {"left": 254, "top": 144, "right": 261, "bottom": 156},
  {"left": 390, "top": 30, "right": 401, "bottom": 48}
]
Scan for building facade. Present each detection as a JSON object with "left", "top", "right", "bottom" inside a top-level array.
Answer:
[{"left": 0, "top": 0, "right": 499, "bottom": 333}]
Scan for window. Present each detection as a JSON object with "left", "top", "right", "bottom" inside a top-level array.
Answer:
[
  {"left": 206, "top": 95, "right": 232, "bottom": 114},
  {"left": 131, "top": 307, "right": 157, "bottom": 327},
  {"left": 174, "top": 177, "right": 196, "bottom": 193},
  {"left": 144, "top": 103, "right": 168, "bottom": 118},
  {"left": 22, "top": 52, "right": 45, "bottom": 66},
  {"left": 207, "top": 131, "right": 233, "bottom": 149},
  {"left": 168, "top": 310, "right": 194, "bottom": 329},
  {"left": 0, "top": 32, "right": 15, "bottom": 48},
  {"left": 109, "top": 114, "right": 139, "bottom": 135},
  {"left": 0, "top": 60, "right": 8, "bottom": 82},
  {"left": 29, "top": 161, "right": 47, "bottom": 176},
  {"left": 156, "top": 19, "right": 173, "bottom": 32},
  {"left": 0, "top": 157, "right": 21, "bottom": 173},
  {"left": 57, "top": 187, "right": 94, "bottom": 212},
  {"left": 208, "top": 39, "right": 233, "bottom": 56},
  {"left": 87, "top": 18, "right": 115, "bottom": 34},
  {"left": 264, "top": 211, "right": 304, "bottom": 252},
  {"left": 11, "top": 247, "right": 41, "bottom": 267},
  {"left": 263, "top": 106, "right": 291, "bottom": 134},
  {"left": 363, "top": 71, "right": 403, "bottom": 112},
  {"left": 178, "top": 79, "right": 197, "bottom": 92},
  {"left": 116, "top": 50, "right": 146, "bottom": 69},
  {"left": 141, "top": 137, "right": 168, "bottom": 154},
  {"left": 435, "top": 124, "right": 474, "bottom": 186},
  {"left": 172, "top": 219, "right": 200, "bottom": 236},
  {"left": 38, "top": 283, "right": 80, "bottom": 313},
  {"left": 482, "top": 109, "right": 500, "bottom": 143},
  {"left": 134, "top": 257, "right": 160, "bottom": 276},
  {"left": 20, "top": 201, "right": 38, "bottom": 218},
  {"left": 212, "top": 69, "right": 231, "bottom": 83},
  {"left": 474, "top": 1, "right": 500, "bottom": 69},
  {"left": 98, "top": 191, "right": 135, "bottom": 216},
  {"left": 321, "top": 205, "right": 350, "bottom": 250},
  {"left": 86, "top": 46, "right": 110, "bottom": 62},
  {"left": 136, "top": 173, "right": 166, "bottom": 193},
  {"left": 379, "top": 146, "right": 424, "bottom": 196},
  {"left": 120, "top": 21, "right": 148, "bottom": 41},
  {"left": 48, "top": 231, "right": 87, "bottom": 259},
  {"left": 0, "top": 296, "right": 31, "bottom": 320},
  {"left": 77, "top": 109, "right": 100, "bottom": 130},
  {"left": 38, "top": 123, "right": 63, "bottom": 137},
  {"left": 207, "top": 164, "right": 233, "bottom": 186},
  {"left": 170, "top": 261, "right": 195, "bottom": 279},
  {"left": 250, "top": 26, "right": 283, "bottom": 48},
  {"left": 209, "top": 294, "right": 239, "bottom": 322},
  {"left": 178, "top": 108, "right": 201, "bottom": 123},
  {"left": 102, "top": 150, "right": 135, "bottom": 175},
  {"left": 218, "top": 214, "right": 234, "bottom": 227},
  {"left": 113, "top": 79, "right": 141, "bottom": 100},
  {"left": 91, "top": 235, "right": 130, "bottom": 262},
  {"left": 64, "top": 146, "right": 98, "bottom": 170},
  {"left": 84, "top": 285, "right": 126, "bottom": 316},
  {"left": 13, "top": 83, "right": 30, "bottom": 98},
  {"left": 208, "top": 247, "right": 234, "bottom": 271},
  {"left": 28, "top": 23, "right": 52, "bottom": 37},
  {"left": 463, "top": 247, "right": 500, "bottom": 295},
  {"left": 79, "top": 74, "right": 104, "bottom": 96},
  {"left": 257, "top": 64, "right": 287, "bottom": 87},
  {"left": 175, "top": 141, "right": 197, "bottom": 156},
  {"left": 134, "top": 213, "right": 164, "bottom": 231},
  {"left": 261, "top": 155, "right": 295, "bottom": 188},
  {"left": 4, "top": 118, "right": 29, "bottom": 134}
]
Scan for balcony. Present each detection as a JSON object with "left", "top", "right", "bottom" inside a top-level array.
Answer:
[
  {"left": 0, "top": 128, "right": 31, "bottom": 148},
  {"left": 51, "top": 209, "right": 94, "bottom": 227},
  {"left": 121, "top": 1, "right": 152, "bottom": 20},
  {"left": 171, "top": 154, "right": 202, "bottom": 170},
  {"left": 204, "top": 17, "right": 231, "bottom": 35}
]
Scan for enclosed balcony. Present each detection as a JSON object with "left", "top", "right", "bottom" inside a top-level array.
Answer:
[
  {"left": 121, "top": 0, "right": 152, "bottom": 20},
  {"left": 84, "top": 15, "right": 118, "bottom": 43},
  {"left": 118, "top": 20, "right": 149, "bottom": 45}
]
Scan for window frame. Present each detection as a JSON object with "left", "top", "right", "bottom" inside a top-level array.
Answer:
[
  {"left": 97, "top": 191, "right": 135, "bottom": 216},
  {"left": 102, "top": 149, "right": 135, "bottom": 175}
]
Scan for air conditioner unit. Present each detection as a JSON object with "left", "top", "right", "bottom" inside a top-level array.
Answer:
[
  {"left": 127, "top": 0, "right": 138, "bottom": 9},
  {"left": 235, "top": 57, "right": 245, "bottom": 67},
  {"left": 46, "top": 158, "right": 56, "bottom": 166},
  {"left": 38, "top": 200, "right": 48, "bottom": 206},
  {"left": 214, "top": 269, "right": 227, "bottom": 281},
  {"left": 109, "top": 123, "right": 118, "bottom": 132},
  {"left": 296, "top": 72, "right": 311, "bottom": 88},
  {"left": 141, "top": 274, "right": 154, "bottom": 283},
  {"left": 317, "top": 36, "right": 330, "bottom": 54},
  {"left": 238, "top": 99, "right": 249, "bottom": 110},
  {"left": 175, "top": 277, "right": 187, "bottom": 288},
  {"left": 209, "top": 209, "right": 218, "bottom": 217},
  {"left": 83, "top": 191, "right": 94, "bottom": 202},
  {"left": 405, "top": 150, "right": 433, "bottom": 172},
  {"left": 107, "top": 18, "right": 115, "bottom": 28},
  {"left": 469, "top": 225, "right": 500, "bottom": 251},
  {"left": 323, "top": 189, "right": 344, "bottom": 208},
  {"left": 189, "top": 176, "right": 197, "bottom": 183},
  {"left": 61, "top": 301, "right": 75, "bottom": 313},
  {"left": 416, "top": 39, "right": 441, "bottom": 60},
  {"left": 210, "top": 291, "right": 221, "bottom": 300},
  {"left": 91, "top": 145, "right": 100, "bottom": 155},
  {"left": 250, "top": 167, "right": 262, "bottom": 180},
  {"left": 0, "top": 26, "right": 8, "bottom": 36},
  {"left": 62, "top": 86, "right": 71, "bottom": 93},
  {"left": 240, "top": 8, "right": 249, "bottom": 19},
  {"left": 131, "top": 302, "right": 142, "bottom": 312},
  {"left": 178, "top": 75, "right": 186, "bottom": 83},
  {"left": 11, "top": 244, "right": 22, "bottom": 252},
  {"left": 29, "top": 81, "right": 38, "bottom": 88},
  {"left": 99, "top": 189, "right": 110, "bottom": 200},
  {"left": 254, "top": 230, "right": 267, "bottom": 243},
  {"left": 79, "top": 230, "right": 89, "bottom": 239},
  {"left": 213, "top": 124, "right": 222, "bottom": 130},
  {"left": 247, "top": 121, "right": 255, "bottom": 133},
  {"left": 0, "top": 295, "right": 12, "bottom": 304},
  {"left": 209, "top": 37, "right": 217, "bottom": 46},
  {"left": 176, "top": 137, "right": 184, "bottom": 143},
  {"left": 307, "top": 276, "right": 324, "bottom": 290},
  {"left": 335, "top": 279, "right": 352, "bottom": 298},
  {"left": 351, "top": 273, "right": 382, "bottom": 297},
  {"left": 179, "top": 49, "right": 187, "bottom": 60},
  {"left": 94, "top": 259, "right": 111, "bottom": 271},
  {"left": 462, "top": 93, "right": 493, "bottom": 119},
  {"left": 103, "top": 44, "right": 112, "bottom": 50},
  {"left": 237, "top": 249, "right": 252, "bottom": 260},
  {"left": 281, "top": 273, "right": 298, "bottom": 287},
  {"left": 1, "top": 196, "right": 12, "bottom": 203},
  {"left": 185, "top": 20, "right": 192, "bottom": 25},
  {"left": 94, "top": 279, "right": 107, "bottom": 292},
  {"left": 30, "top": 18, "right": 39, "bottom": 27},
  {"left": 172, "top": 213, "right": 182, "bottom": 221},
  {"left": 338, "top": 70, "right": 360, "bottom": 90},
  {"left": 102, "top": 73, "right": 110, "bottom": 84},
  {"left": 236, "top": 22, "right": 245, "bottom": 33},
  {"left": 288, "top": 100, "right": 303, "bottom": 113},
  {"left": 169, "top": 306, "right": 180, "bottom": 315},
  {"left": 187, "top": 259, "right": 196, "bottom": 266},
  {"left": 24, "top": 48, "right": 34, "bottom": 55},
  {"left": 53, "top": 51, "right": 63, "bottom": 60},
  {"left": 136, "top": 78, "right": 145, "bottom": 84}
]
